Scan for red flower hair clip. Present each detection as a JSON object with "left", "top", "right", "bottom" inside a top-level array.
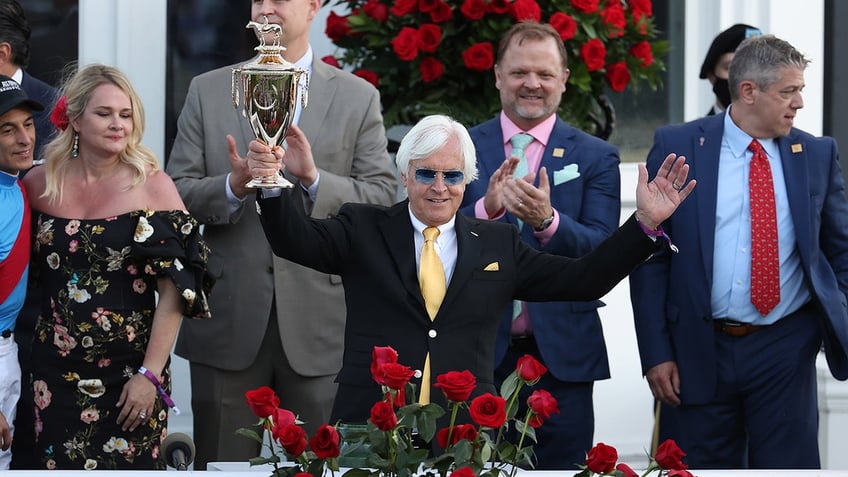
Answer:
[{"left": 50, "top": 96, "right": 69, "bottom": 131}]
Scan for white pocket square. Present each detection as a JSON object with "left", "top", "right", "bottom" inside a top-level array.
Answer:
[{"left": 553, "top": 164, "right": 580, "bottom": 186}]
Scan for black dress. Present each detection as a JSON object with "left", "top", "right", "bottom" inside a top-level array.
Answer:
[{"left": 28, "top": 210, "right": 212, "bottom": 470}]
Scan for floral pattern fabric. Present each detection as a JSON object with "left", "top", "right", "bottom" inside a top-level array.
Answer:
[{"left": 28, "top": 210, "right": 212, "bottom": 470}]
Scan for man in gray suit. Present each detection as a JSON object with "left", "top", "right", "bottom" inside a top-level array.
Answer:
[{"left": 165, "top": 0, "right": 398, "bottom": 469}]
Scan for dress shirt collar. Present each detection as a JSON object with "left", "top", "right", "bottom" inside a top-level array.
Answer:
[
  {"left": 407, "top": 207, "right": 457, "bottom": 240},
  {"left": 499, "top": 111, "right": 556, "bottom": 148},
  {"left": 724, "top": 105, "right": 778, "bottom": 160},
  {"left": 10, "top": 67, "right": 22, "bottom": 85}
]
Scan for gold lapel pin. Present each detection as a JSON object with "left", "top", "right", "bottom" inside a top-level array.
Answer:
[
  {"left": 553, "top": 148, "right": 565, "bottom": 158},
  {"left": 791, "top": 144, "right": 803, "bottom": 153}
]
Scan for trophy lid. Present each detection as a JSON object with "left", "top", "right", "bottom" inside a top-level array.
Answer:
[{"left": 241, "top": 16, "right": 306, "bottom": 73}]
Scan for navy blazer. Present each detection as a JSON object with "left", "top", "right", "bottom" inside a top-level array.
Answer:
[
  {"left": 630, "top": 112, "right": 848, "bottom": 404},
  {"left": 459, "top": 117, "right": 621, "bottom": 382},
  {"left": 20, "top": 70, "right": 58, "bottom": 162},
  {"left": 257, "top": 190, "right": 657, "bottom": 422}
]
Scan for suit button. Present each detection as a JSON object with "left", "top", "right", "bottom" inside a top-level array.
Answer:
[
  {"left": 267, "top": 266, "right": 273, "bottom": 274},
  {"left": 428, "top": 329, "right": 437, "bottom": 338},
  {"left": 414, "top": 369, "right": 423, "bottom": 378}
]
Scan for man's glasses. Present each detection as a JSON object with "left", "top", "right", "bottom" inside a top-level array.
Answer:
[{"left": 412, "top": 166, "right": 465, "bottom": 186}]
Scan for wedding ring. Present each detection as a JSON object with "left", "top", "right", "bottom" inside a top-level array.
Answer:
[
  {"left": 672, "top": 182, "right": 681, "bottom": 191},
  {"left": 517, "top": 200, "right": 523, "bottom": 206},
  {"left": 138, "top": 411, "right": 147, "bottom": 420}
]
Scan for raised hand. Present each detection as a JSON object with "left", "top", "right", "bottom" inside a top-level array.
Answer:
[{"left": 635, "top": 153, "right": 696, "bottom": 229}]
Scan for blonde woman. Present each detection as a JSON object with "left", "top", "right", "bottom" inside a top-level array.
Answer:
[{"left": 22, "top": 64, "right": 212, "bottom": 470}]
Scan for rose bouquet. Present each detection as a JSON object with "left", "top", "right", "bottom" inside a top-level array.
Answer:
[
  {"left": 575, "top": 440, "right": 694, "bottom": 477},
  {"left": 240, "top": 346, "right": 559, "bottom": 477},
  {"left": 321, "top": 0, "right": 668, "bottom": 137}
]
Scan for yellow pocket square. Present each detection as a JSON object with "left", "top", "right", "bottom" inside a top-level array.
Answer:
[{"left": 483, "top": 262, "right": 499, "bottom": 271}]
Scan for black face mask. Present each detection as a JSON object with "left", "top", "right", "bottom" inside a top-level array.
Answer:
[{"left": 712, "top": 77, "right": 731, "bottom": 109}]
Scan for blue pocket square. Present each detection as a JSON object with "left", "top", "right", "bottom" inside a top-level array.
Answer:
[{"left": 553, "top": 164, "right": 580, "bottom": 185}]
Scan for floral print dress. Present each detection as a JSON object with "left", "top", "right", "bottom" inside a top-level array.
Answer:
[{"left": 28, "top": 210, "right": 212, "bottom": 470}]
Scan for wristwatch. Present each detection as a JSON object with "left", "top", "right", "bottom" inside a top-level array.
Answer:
[{"left": 534, "top": 211, "right": 555, "bottom": 232}]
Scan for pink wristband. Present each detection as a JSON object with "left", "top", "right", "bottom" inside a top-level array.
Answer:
[
  {"left": 138, "top": 366, "right": 181, "bottom": 415},
  {"left": 635, "top": 215, "right": 678, "bottom": 253}
]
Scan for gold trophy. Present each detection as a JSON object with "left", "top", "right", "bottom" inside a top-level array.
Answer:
[{"left": 233, "top": 16, "right": 308, "bottom": 188}]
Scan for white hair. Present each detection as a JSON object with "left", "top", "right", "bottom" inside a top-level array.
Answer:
[{"left": 395, "top": 114, "right": 478, "bottom": 184}]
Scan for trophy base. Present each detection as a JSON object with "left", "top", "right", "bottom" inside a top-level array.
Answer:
[{"left": 246, "top": 174, "right": 295, "bottom": 189}]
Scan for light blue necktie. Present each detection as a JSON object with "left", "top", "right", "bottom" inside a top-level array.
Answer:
[
  {"left": 511, "top": 133, "right": 533, "bottom": 180},
  {"left": 509, "top": 133, "right": 533, "bottom": 322},
  {"left": 510, "top": 133, "right": 533, "bottom": 231}
]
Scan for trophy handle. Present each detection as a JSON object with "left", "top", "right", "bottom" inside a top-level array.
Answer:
[{"left": 232, "top": 68, "right": 241, "bottom": 111}]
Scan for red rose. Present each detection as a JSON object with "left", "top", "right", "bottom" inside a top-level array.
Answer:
[
  {"left": 324, "top": 11, "right": 351, "bottom": 43},
  {"left": 417, "top": 24, "right": 442, "bottom": 53},
  {"left": 628, "top": 0, "right": 653, "bottom": 20},
  {"left": 487, "top": 0, "right": 511, "bottom": 14},
  {"left": 295, "top": 473, "right": 312, "bottom": 477},
  {"left": 630, "top": 40, "right": 654, "bottom": 67},
  {"left": 362, "top": 0, "right": 388, "bottom": 22},
  {"left": 668, "top": 471, "right": 695, "bottom": 477},
  {"left": 605, "top": 61, "right": 631, "bottom": 92},
  {"left": 274, "top": 423, "right": 307, "bottom": 457},
  {"left": 549, "top": 12, "right": 578, "bottom": 41},
  {"left": 616, "top": 463, "right": 639, "bottom": 477},
  {"left": 433, "top": 370, "right": 476, "bottom": 402},
  {"left": 452, "top": 467, "right": 476, "bottom": 477},
  {"left": 600, "top": 3, "right": 626, "bottom": 38},
  {"left": 391, "top": 26, "right": 420, "bottom": 61},
  {"left": 376, "top": 362, "right": 416, "bottom": 390},
  {"left": 429, "top": 1, "right": 453, "bottom": 23},
  {"left": 390, "top": 0, "right": 417, "bottom": 17},
  {"left": 244, "top": 386, "right": 280, "bottom": 418},
  {"left": 468, "top": 393, "right": 507, "bottom": 428},
  {"left": 419, "top": 57, "right": 444, "bottom": 83},
  {"left": 571, "top": 0, "right": 599, "bottom": 13},
  {"left": 369, "top": 400, "right": 397, "bottom": 431},
  {"left": 321, "top": 55, "right": 341, "bottom": 68},
  {"left": 515, "top": 354, "right": 547, "bottom": 383},
  {"left": 309, "top": 424, "right": 340, "bottom": 460},
  {"left": 462, "top": 42, "right": 494, "bottom": 71},
  {"left": 436, "top": 423, "right": 478, "bottom": 448},
  {"left": 419, "top": 0, "right": 439, "bottom": 12},
  {"left": 354, "top": 69, "right": 379, "bottom": 88},
  {"left": 580, "top": 38, "right": 607, "bottom": 72},
  {"left": 272, "top": 407, "right": 296, "bottom": 428},
  {"left": 655, "top": 439, "right": 687, "bottom": 470},
  {"left": 510, "top": 0, "right": 541, "bottom": 22},
  {"left": 50, "top": 95, "right": 69, "bottom": 131},
  {"left": 370, "top": 346, "right": 398, "bottom": 384},
  {"left": 585, "top": 442, "right": 618, "bottom": 474},
  {"left": 527, "top": 389, "right": 559, "bottom": 427},
  {"left": 460, "top": 0, "right": 487, "bottom": 20}
]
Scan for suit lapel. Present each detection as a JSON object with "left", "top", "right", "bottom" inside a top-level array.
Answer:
[
  {"left": 475, "top": 120, "right": 507, "bottom": 174},
  {"left": 379, "top": 201, "right": 426, "bottom": 312},
  {"left": 693, "top": 116, "right": 724, "bottom": 285},
  {"left": 297, "top": 60, "right": 335, "bottom": 141},
  {"left": 441, "top": 215, "right": 483, "bottom": 312},
  {"left": 778, "top": 131, "right": 812, "bottom": 265}
]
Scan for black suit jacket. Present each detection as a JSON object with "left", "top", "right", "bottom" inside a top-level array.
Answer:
[
  {"left": 20, "top": 70, "right": 58, "bottom": 162},
  {"left": 257, "top": 188, "right": 658, "bottom": 422}
]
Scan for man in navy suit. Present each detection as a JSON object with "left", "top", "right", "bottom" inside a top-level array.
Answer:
[
  {"left": 0, "top": 0, "right": 57, "bottom": 162},
  {"left": 247, "top": 114, "right": 694, "bottom": 428},
  {"left": 459, "top": 22, "right": 620, "bottom": 470},
  {"left": 630, "top": 35, "right": 848, "bottom": 469}
]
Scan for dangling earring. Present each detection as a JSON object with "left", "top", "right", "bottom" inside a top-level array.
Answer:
[{"left": 72, "top": 132, "right": 79, "bottom": 158}]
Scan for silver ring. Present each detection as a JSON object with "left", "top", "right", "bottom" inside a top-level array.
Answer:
[
  {"left": 138, "top": 411, "right": 147, "bottom": 420},
  {"left": 672, "top": 182, "right": 681, "bottom": 191},
  {"left": 517, "top": 200, "right": 523, "bottom": 206}
]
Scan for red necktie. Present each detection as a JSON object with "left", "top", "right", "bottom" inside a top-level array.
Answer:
[{"left": 748, "top": 139, "right": 780, "bottom": 315}]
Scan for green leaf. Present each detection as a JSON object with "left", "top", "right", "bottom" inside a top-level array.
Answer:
[{"left": 235, "top": 427, "right": 264, "bottom": 445}]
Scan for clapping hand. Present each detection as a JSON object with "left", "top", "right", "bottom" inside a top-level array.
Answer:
[{"left": 635, "top": 153, "right": 696, "bottom": 229}]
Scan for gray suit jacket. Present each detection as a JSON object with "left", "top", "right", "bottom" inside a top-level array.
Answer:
[{"left": 166, "top": 58, "right": 398, "bottom": 375}]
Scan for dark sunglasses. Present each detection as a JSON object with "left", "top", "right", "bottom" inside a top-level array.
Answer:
[{"left": 412, "top": 166, "right": 465, "bottom": 186}]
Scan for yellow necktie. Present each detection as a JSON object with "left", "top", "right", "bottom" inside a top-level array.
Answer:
[{"left": 418, "top": 226, "right": 445, "bottom": 404}]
